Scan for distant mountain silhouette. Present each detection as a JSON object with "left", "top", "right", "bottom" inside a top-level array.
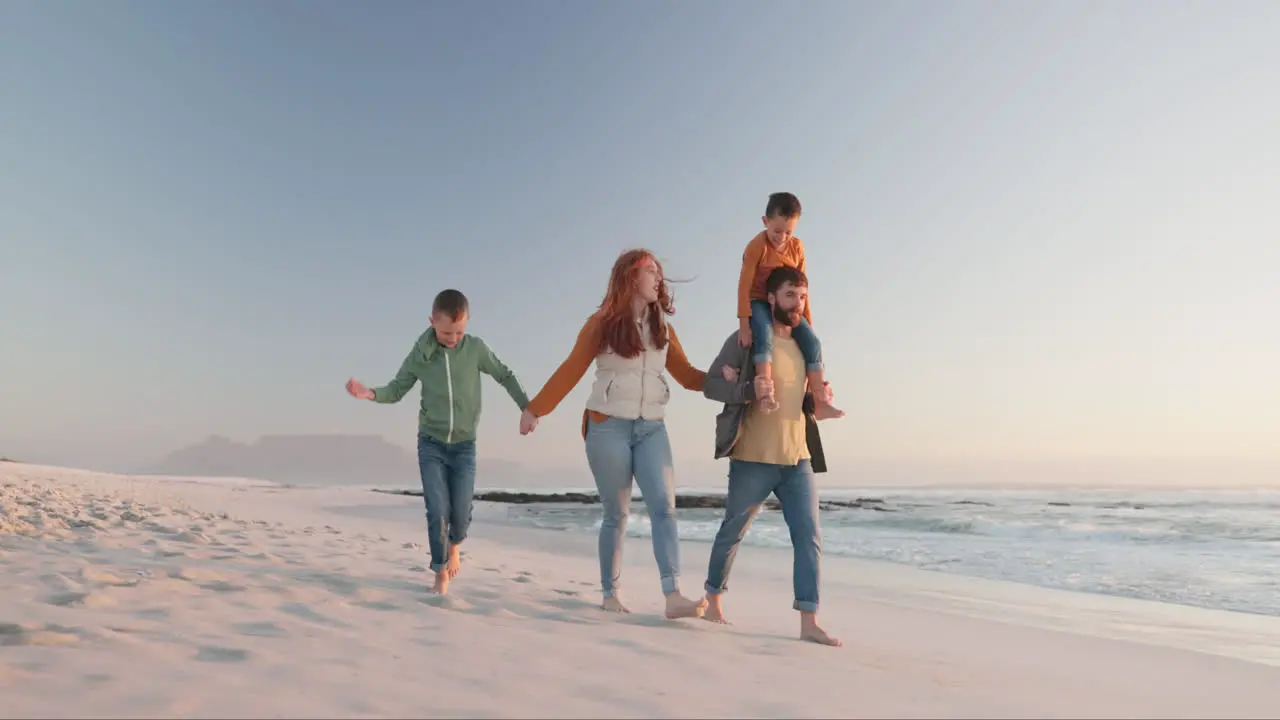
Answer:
[{"left": 143, "top": 434, "right": 586, "bottom": 488}]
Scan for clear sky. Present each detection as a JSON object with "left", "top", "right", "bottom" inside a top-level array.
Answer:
[{"left": 3, "top": 1, "right": 1278, "bottom": 484}]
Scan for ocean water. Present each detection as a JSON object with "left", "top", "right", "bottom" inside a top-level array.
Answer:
[{"left": 500, "top": 487, "right": 1280, "bottom": 617}]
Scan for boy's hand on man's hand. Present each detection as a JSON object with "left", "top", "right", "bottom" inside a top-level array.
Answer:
[{"left": 721, "top": 366, "right": 739, "bottom": 382}]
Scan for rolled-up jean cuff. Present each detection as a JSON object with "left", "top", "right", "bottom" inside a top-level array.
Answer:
[
  {"left": 752, "top": 352, "right": 771, "bottom": 366},
  {"left": 793, "top": 600, "right": 819, "bottom": 613},
  {"left": 661, "top": 575, "right": 680, "bottom": 596},
  {"left": 806, "top": 362, "right": 824, "bottom": 372},
  {"left": 430, "top": 562, "right": 447, "bottom": 573},
  {"left": 704, "top": 582, "right": 726, "bottom": 596}
]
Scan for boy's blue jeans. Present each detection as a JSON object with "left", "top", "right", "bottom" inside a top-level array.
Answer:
[
  {"left": 705, "top": 458, "right": 822, "bottom": 612},
  {"left": 584, "top": 417, "right": 682, "bottom": 598},
  {"left": 750, "top": 299, "right": 823, "bottom": 370},
  {"left": 417, "top": 433, "right": 478, "bottom": 573}
]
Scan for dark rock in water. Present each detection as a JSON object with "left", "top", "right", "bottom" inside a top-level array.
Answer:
[
  {"left": 1047, "top": 501, "right": 1071, "bottom": 507},
  {"left": 0, "top": 457, "right": 17, "bottom": 463},
  {"left": 371, "top": 488, "right": 893, "bottom": 511},
  {"left": 951, "top": 500, "right": 993, "bottom": 507}
]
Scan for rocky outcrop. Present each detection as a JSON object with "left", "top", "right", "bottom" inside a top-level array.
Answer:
[{"left": 372, "top": 488, "right": 894, "bottom": 512}]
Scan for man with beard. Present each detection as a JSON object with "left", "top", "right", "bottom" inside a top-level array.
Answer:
[{"left": 701, "top": 265, "right": 842, "bottom": 647}]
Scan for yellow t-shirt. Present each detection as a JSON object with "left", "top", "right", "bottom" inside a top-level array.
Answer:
[{"left": 731, "top": 335, "right": 811, "bottom": 466}]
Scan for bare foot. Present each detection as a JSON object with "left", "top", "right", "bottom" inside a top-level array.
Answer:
[
  {"left": 431, "top": 571, "right": 450, "bottom": 595},
  {"left": 446, "top": 544, "right": 461, "bottom": 579},
  {"left": 664, "top": 593, "right": 708, "bottom": 620},
  {"left": 800, "top": 623, "right": 842, "bottom": 647},
  {"left": 813, "top": 402, "right": 845, "bottom": 420},
  {"left": 601, "top": 596, "right": 631, "bottom": 613},
  {"left": 701, "top": 595, "right": 730, "bottom": 625}
]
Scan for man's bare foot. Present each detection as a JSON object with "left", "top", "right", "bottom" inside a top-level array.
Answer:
[
  {"left": 431, "top": 571, "right": 450, "bottom": 595},
  {"left": 800, "top": 613, "right": 842, "bottom": 646},
  {"left": 601, "top": 596, "right": 631, "bottom": 613},
  {"left": 446, "top": 544, "right": 461, "bottom": 579},
  {"left": 813, "top": 402, "right": 845, "bottom": 420},
  {"left": 664, "top": 593, "right": 708, "bottom": 620},
  {"left": 701, "top": 594, "right": 730, "bottom": 625},
  {"left": 801, "top": 625, "right": 842, "bottom": 646}
]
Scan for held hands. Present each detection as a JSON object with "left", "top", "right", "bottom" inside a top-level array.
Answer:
[
  {"left": 519, "top": 409, "right": 539, "bottom": 436},
  {"left": 346, "top": 378, "right": 375, "bottom": 401},
  {"left": 737, "top": 321, "right": 752, "bottom": 348}
]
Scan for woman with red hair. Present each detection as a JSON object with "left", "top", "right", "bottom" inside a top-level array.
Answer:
[{"left": 520, "top": 249, "right": 708, "bottom": 619}]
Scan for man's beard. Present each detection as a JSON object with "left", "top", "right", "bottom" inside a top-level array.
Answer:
[{"left": 773, "top": 304, "right": 802, "bottom": 327}]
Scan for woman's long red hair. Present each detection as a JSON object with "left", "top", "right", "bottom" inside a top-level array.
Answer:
[{"left": 596, "top": 249, "right": 674, "bottom": 358}]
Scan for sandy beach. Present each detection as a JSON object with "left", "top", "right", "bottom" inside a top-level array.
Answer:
[{"left": 3, "top": 462, "right": 1280, "bottom": 719}]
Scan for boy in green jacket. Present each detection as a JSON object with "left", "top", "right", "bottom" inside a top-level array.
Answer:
[{"left": 346, "top": 289, "right": 531, "bottom": 595}]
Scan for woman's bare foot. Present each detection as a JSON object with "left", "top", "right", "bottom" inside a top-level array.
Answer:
[
  {"left": 446, "top": 544, "right": 462, "bottom": 579},
  {"left": 601, "top": 596, "right": 631, "bottom": 613},
  {"left": 701, "top": 594, "right": 730, "bottom": 625},
  {"left": 800, "top": 612, "right": 842, "bottom": 646},
  {"left": 431, "top": 571, "right": 450, "bottom": 595},
  {"left": 664, "top": 593, "right": 708, "bottom": 620},
  {"left": 813, "top": 401, "right": 845, "bottom": 420}
]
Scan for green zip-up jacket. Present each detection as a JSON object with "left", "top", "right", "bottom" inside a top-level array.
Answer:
[{"left": 372, "top": 329, "right": 529, "bottom": 445}]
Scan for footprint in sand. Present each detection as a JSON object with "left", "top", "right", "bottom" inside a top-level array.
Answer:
[
  {"left": 420, "top": 595, "right": 473, "bottom": 612},
  {"left": 277, "top": 602, "right": 351, "bottom": 628},
  {"left": 553, "top": 589, "right": 580, "bottom": 597},
  {"left": 0, "top": 622, "right": 82, "bottom": 648},
  {"left": 44, "top": 590, "right": 115, "bottom": 609},
  {"left": 194, "top": 645, "right": 250, "bottom": 663},
  {"left": 232, "top": 621, "right": 289, "bottom": 638}
]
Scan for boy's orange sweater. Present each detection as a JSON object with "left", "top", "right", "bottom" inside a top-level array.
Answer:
[{"left": 737, "top": 232, "right": 813, "bottom": 324}]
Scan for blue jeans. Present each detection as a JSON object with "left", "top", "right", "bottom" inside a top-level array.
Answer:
[
  {"left": 750, "top": 299, "right": 823, "bottom": 370},
  {"left": 417, "top": 433, "right": 478, "bottom": 573},
  {"left": 705, "top": 459, "right": 822, "bottom": 612},
  {"left": 584, "top": 417, "right": 681, "bottom": 597}
]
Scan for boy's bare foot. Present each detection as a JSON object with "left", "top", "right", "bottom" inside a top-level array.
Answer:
[
  {"left": 701, "top": 594, "right": 730, "bottom": 625},
  {"left": 813, "top": 402, "right": 845, "bottom": 420},
  {"left": 601, "top": 596, "right": 631, "bottom": 613},
  {"left": 446, "top": 544, "right": 461, "bottom": 579},
  {"left": 800, "top": 613, "right": 842, "bottom": 646},
  {"left": 431, "top": 571, "right": 450, "bottom": 595},
  {"left": 664, "top": 593, "right": 708, "bottom": 620}
]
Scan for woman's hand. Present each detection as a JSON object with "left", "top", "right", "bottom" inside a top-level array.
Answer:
[{"left": 519, "top": 409, "right": 539, "bottom": 435}]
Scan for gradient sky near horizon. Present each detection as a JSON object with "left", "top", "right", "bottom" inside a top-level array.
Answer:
[{"left": 3, "top": 0, "right": 1278, "bottom": 480}]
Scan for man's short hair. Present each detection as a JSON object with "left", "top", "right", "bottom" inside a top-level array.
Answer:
[
  {"left": 765, "top": 192, "right": 802, "bottom": 219},
  {"left": 765, "top": 266, "right": 808, "bottom": 296},
  {"left": 432, "top": 289, "right": 469, "bottom": 320}
]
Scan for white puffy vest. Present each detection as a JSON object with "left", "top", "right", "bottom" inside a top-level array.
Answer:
[{"left": 584, "top": 314, "right": 672, "bottom": 421}]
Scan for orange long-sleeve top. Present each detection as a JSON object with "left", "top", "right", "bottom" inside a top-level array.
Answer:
[
  {"left": 526, "top": 313, "right": 707, "bottom": 438},
  {"left": 736, "top": 231, "right": 813, "bottom": 325}
]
